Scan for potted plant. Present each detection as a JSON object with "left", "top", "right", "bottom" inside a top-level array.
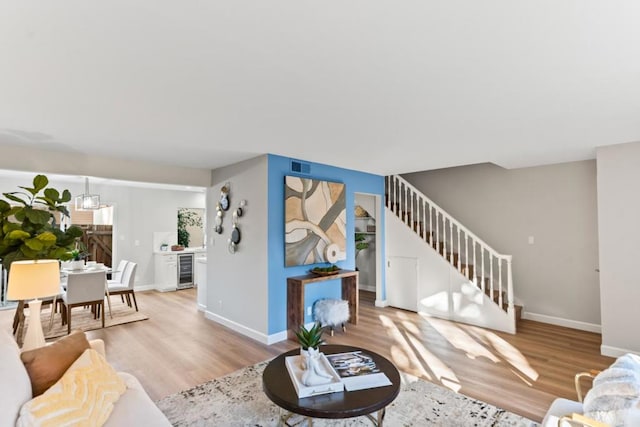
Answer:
[
  {"left": 0, "top": 174, "right": 84, "bottom": 344},
  {"left": 295, "top": 322, "right": 325, "bottom": 353},
  {"left": 294, "top": 322, "right": 332, "bottom": 385},
  {"left": 0, "top": 174, "right": 83, "bottom": 270},
  {"left": 67, "top": 241, "right": 88, "bottom": 270}
]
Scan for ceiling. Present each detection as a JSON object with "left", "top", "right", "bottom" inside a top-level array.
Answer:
[{"left": 1, "top": 2, "right": 639, "bottom": 176}]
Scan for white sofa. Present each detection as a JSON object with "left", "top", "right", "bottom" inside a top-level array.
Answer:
[
  {"left": 0, "top": 329, "right": 171, "bottom": 427},
  {"left": 542, "top": 354, "right": 640, "bottom": 427}
]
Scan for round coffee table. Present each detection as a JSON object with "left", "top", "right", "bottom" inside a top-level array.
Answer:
[{"left": 263, "top": 344, "right": 400, "bottom": 426}]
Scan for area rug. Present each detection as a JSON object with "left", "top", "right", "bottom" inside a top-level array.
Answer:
[
  {"left": 19, "top": 299, "right": 149, "bottom": 340},
  {"left": 156, "top": 361, "right": 537, "bottom": 427}
]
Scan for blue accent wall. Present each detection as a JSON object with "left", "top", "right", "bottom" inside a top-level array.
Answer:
[{"left": 267, "top": 154, "right": 385, "bottom": 335}]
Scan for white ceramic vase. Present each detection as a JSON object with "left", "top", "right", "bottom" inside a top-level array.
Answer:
[{"left": 69, "top": 260, "right": 85, "bottom": 270}]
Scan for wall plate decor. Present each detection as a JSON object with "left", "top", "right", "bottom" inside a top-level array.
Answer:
[
  {"left": 215, "top": 206, "right": 224, "bottom": 234},
  {"left": 227, "top": 200, "right": 246, "bottom": 254},
  {"left": 284, "top": 176, "right": 346, "bottom": 266},
  {"left": 220, "top": 183, "right": 230, "bottom": 211}
]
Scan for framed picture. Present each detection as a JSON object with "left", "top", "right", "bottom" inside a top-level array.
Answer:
[{"left": 285, "top": 176, "right": 346, "bottom": 266}]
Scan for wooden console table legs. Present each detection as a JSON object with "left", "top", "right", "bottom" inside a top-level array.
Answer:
[{"left": 286, "top": 270, "right": 359, "bottom": 340}]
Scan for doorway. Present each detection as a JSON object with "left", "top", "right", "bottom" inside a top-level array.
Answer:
[
  {"left": 63, "top": 204, "right": 114, "bottom": 266},
  {"left": 354, "top": 193, "right": 381, "bottom": 301}
]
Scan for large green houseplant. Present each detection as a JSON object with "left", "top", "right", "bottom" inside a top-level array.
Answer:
[{"left": 0, "top": 174, "right": 84, "bottom": 271}]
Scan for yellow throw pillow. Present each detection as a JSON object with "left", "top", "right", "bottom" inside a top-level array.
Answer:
[{"left": 16, "top": 349, "right": 126, "bottom": 427}]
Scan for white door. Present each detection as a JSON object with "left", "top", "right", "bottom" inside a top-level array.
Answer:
[{"left": 387, "top": 256, "right": 418, "bottom": 311}]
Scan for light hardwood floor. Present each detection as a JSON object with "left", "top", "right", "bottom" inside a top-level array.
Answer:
[{"left": 1, "top": 288, "right": 613, "bottom": 422}]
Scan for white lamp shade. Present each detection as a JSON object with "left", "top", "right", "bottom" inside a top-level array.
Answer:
[{"left": 7, "top": 260, "right": 61, "bottom": 301}]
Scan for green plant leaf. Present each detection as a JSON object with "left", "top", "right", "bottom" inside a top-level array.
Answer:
[
  {"left": 7, "top": 230, "right": 30, "bottom": 241},
  {"left": 0, "top": 200, "right": 10, "bottom": 212},
  {"left": 3, "top": 193, "right": 28, "bottom": 206},
  {"left": 24, "top": 238, "right": 44, "bottom": 251},
  {"left": 19, "top": 245, "right": 39, "bottom": 259},
  {"left": 35, "top": 231, "right": 57, "bottom": 247},
  {"left": 44, "top": 188, "right": 60, "bottom": 201},
  {"left": 18, "top": 185, "right": 38, "bottom": 196},
  {"left": 33, "top": 175, "right": 48, "bottom": 192},
  {"left": 60, "top": 189, "right": 71, "bottom": 203},
  {"left": 24, "top": 208, "right": 51, "bottom": 225}
]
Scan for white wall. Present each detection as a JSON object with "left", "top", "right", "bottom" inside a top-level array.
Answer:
[
  {"left": 0, "top": 174, "right": 205, "bottom": 288},
  {"left": 597, "top": 141, "right": 640, "bottom": 356},
  {"left": 206, "top": 156, "right": 269, "bottom": 339},
  {"left": 403, "top": 160, "right": 601, "bottom": 331}
]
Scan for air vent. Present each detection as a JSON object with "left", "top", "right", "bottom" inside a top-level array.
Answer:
[{"left": 291, "top": 160, "right": 311, "bottom": 174}]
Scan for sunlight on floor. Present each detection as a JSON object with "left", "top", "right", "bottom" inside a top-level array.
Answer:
[
  {"left": 420, "top": 316, "right": 499, "bottom": 362},
  {"left": 380, "top": 315, "right": 432, "bottom": 381},
  {"left": 420, "top": 314, "right": 539, "bottom": 383},
  {"left": 380, "top": 314, "right": 462, "bottom": 392},
  {"left": 463, "top": 324, "right": 539, "bottom": 382}
]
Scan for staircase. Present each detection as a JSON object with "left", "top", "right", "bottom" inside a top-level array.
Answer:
[{"left": 385, "top": 175, "right": 521, "bottom": 333}]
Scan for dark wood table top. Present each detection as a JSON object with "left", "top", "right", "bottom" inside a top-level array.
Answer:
[{"left": 262, "top": 344, "right": 401, "bottom": 419}]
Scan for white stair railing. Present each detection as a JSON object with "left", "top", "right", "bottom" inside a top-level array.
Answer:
[{"left": 385, "top": 175, "right": 514, "bottom": 316}]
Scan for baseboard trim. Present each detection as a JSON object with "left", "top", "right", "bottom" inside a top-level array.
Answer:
[
  {"left": 522, "top": 311, "right": 601, "bottom": 333},
  {"left": 197, "top": 303, "right": 206, "bottom": 312},
  {"left": 134, "top": 284, "right": 156, "bottom": 292},
  {"left": 204, "top": 310, "right": 287, "bottom": 345},
  {"left": 375, "top": 299, "right": 388, "bottom": 308},
  {"left": 359, "top": 284, "right": 376, "bottom": 292},
  {"left": 601, "top": 345, "right": 640, "bottom": 358}
]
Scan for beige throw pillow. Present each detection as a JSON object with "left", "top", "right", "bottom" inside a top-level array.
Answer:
[
  {"left": 20, "top": 330, "right": 91, "bottom": 397},
  {"left": 17, "top": 348, "right": 126, "bottom": 427}
]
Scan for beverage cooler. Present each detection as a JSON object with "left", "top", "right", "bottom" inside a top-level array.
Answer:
[{"left": 177, "top": 253, "right": 194, "bottom": 289}]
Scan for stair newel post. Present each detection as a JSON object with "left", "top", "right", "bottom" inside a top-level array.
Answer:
[{"left": 506, "top": 256, "right": 514, "bottom": 314}]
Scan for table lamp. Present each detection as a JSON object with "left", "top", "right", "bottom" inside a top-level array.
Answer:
[{"left": 7, "top": 260, "right": 61, "bottom": 351}]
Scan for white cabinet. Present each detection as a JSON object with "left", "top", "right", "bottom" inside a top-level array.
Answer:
[
  {"left": 155, "top": 253, "right": 178, "bottom": 292},
  {"left": 196, "top": 258, "right": 207, "bottom": 311}
]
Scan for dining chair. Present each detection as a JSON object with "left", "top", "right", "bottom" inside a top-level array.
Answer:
[
  {"left": 61, "top": 271, "right": 106, "bottom": 334},
  {"left": 107, "top": 262, "right": 138, "bottom": 311},
  {"left": 107, "top": 259, "right": 129, "bottom": 286}
]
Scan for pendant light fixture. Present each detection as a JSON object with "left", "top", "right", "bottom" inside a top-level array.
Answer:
[{"left": 75, "top": 177, "right": 101, "bottom": 210}]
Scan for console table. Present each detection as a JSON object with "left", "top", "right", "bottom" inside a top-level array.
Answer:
[{"left": 287, "top": 270, "right": 358, "bottom": 340}]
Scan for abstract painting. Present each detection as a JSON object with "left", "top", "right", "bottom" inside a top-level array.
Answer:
[{"left": 285, "top": 176, "right": 346, "bottom": 266}]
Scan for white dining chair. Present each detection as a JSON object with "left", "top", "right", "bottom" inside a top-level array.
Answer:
[
  {"left": 107, "top": 260, "right": 129, "bottom": 286},
  {"left": 61, "top": 271, "right": 106, "bottom": 334},
  {"left": 107, "top": 262, "right": 138, "bottom": 311}
]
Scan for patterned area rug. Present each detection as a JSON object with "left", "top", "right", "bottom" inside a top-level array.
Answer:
[
  {"left": 156, "top": 361, "right": 537, "bottom": 426},
  {"left": 18, "top": 298, "right": 149, "bottom": 340}
]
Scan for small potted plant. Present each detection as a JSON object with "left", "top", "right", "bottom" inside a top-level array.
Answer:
[
  {"left": 294, "top": 322, "right": 332, "bottom": 385},
  {"left": 66, "top": 242, "right": 88, "bottom": 270},
  {"left": 295, "top": 322, "right": 325, "bottom": 353}
]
